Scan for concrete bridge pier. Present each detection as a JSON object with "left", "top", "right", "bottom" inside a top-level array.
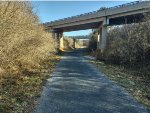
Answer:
[
  {"left": 51, "top": 31, "right": 61, "bottom": 49},
  {"left": 51, "top": 31, "right": 64, "bottom": 50},
  {"left": 100, "top": 24, "right": 107, "bottom": 52},
  {"left": 56, "top": 33, "right": 60, "bottom": 48},
  {"left": 59, "top": 32, "right": 64, "bottom": 49},
  {"left": 97, "top": 29, "right": 101, "bottom": 49},
  {"left": 73, "top": 38, "right": 76, "bottom": 49},
  {"left": 97, "top": 18, "right": 108, "bottom": 53}
]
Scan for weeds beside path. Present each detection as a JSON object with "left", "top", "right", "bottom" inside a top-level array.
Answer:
[
  {"left": 90, "top": 60, "right": 150, "bottom": 112},
  {"left": 0, "top": 55, "right": 60, "bottom": 113}
]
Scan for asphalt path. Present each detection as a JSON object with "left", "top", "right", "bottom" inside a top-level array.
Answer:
[{"left": 34, "top": 50, "right": 148, "bottom": 113}]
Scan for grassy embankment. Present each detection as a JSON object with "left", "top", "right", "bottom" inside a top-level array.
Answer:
[
  {"left": 0, "top": 2, "right": 60, "bottom": 113},
  {"left": 90, "top": 59, "right": 150, "bottom": 111},
  {"left": 0, "top": 55, "right": 60, "bottom": 113}
]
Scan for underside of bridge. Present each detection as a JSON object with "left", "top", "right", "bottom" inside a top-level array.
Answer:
[
  {"left": 109, "top": 13, "right": 144, "bottom": 25},
  {"left": 51, "top": 13, "right": 145, "bottom": 52},
  {"left": 46, "top": 1, "right": 150, "bottom": 52},
  {"left": 54, "top": 21, "right": 102, "bottom": 32},
  {"left": 52, "top": 13, "right": 145, "bottom": 33}
]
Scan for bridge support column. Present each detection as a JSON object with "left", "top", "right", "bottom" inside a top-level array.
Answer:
[
  {"left": 56, "top": 33, "right": 60, "bottom": 49},
  {"left": 100, "top": 25, "right": 107, "bottom": 52},
  {"left": 73, "top": 38, "right": 76, "bottom": 49},
  {"left": 59, "top": 32, "right": 64, "bottom": 49},
  {"left": 97, "top": 18, "right": 108, "bottom": 53},
  {"left": 97, "top": 30, "right": 101, "bottom": 49}
]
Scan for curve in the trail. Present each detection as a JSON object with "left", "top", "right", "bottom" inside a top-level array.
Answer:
[{"left": 34, "top": 51, "right": 148, "bottom": 113}]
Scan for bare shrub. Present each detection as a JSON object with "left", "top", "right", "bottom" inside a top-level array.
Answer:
[
  {"left": 0, "top": 1, "right": 57, "bottom": 75},
  {"left": 89, "top": 29, "right": 98, "bottom": 51},
  {"left": 106, "top": 16, "right": 150, "bottom": 67}
]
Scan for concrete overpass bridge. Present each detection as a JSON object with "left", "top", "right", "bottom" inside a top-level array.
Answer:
[{"left": 44, "top": 1, "right": 150, "bottom": 52}]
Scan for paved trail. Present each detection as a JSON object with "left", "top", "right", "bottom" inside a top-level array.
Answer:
[{"left": 34, "top": 51, "right": 148, "bottom": 113}]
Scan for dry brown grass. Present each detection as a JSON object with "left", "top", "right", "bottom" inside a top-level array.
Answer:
[
  {"left": 0, "top": 1, "right": 57, "bottom": 75},
  {"left": 91, "top": 60, "right": 150, "bottom": 111},
  {"left": 0, "top": 55, "right": 60, "bottom": 113},
  {"left": 0, "top": 1, "right": 58, "bottom": 113}
]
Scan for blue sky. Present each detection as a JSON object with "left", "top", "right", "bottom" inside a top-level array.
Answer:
[{"left": 32, "top": 1, "right": 134, "bottom": 36}]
